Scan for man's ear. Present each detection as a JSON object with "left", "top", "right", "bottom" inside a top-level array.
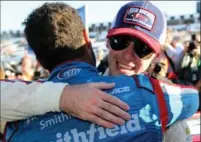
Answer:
[
  {"left": 83, "top": 29, "right": 96, "bottom": 65},
  {"left": 83, "top": 29, "right": 91, "bottom": 48}
]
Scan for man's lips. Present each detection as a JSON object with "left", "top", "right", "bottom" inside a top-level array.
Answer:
[{"left": 116, "top": 62, "right": 135, "bottom": 70}]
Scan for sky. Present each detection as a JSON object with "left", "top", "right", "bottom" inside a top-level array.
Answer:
[{"left": 1, "top": 1, "right": 198, "bottom": 32}]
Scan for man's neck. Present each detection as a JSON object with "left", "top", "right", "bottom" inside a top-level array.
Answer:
[
  {"left": 50, "top": 58, "right": 95, "bottom": 73},
  {"left": 48, "top": 61, "right": 99, "bottom": 82}
]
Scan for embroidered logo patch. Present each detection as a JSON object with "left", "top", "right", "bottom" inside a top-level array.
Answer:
[
  {"left": 124, "top": 7, "right": 156, "bottom": 31},
  {"left": 57, "top": 68, "right": 81, "bottom": 79}
]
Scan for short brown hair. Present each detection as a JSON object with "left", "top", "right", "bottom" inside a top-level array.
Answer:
[{"left": 23, "top": 2, "right": 85, "bottom": 70}]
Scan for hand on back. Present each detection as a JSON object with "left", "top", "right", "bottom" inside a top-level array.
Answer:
[{"left": 60, "top": 82, "right": 131, "bottom": 128}]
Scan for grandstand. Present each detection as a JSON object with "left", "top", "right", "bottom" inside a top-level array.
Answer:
[
  {"left": 1, "top": 1, "right": 200, "bottom": 41},
  {"left": 88, "top": 13, "right": 200, "bottom": 33},
  {"left": 88, "top": 1, "right": 200, "bottom": 37}
]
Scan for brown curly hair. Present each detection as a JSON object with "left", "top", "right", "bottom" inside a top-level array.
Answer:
[{"left": 23, "top": 2, "right": 86, "bottom": 71}]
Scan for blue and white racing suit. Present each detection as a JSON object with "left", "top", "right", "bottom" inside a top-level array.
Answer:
[{"left": 4, "top": 62, "right": 199, "bottom": 142}]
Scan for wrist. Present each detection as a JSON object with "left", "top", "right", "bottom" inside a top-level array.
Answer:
[
  {"left": 59, "top": 85, "right": 76, "bottom": 116},
  {"left": 59, "top": 85, "right": 71, "bottom": 111}
]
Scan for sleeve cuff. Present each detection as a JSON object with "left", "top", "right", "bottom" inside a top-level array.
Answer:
[{"left": 33, "top": 82, "right": 67, "bottom": 113}]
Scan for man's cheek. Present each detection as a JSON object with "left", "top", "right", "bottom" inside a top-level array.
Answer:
[
  {"left": 138, "top": 61, "right": 148, "bottom": 73},
  {"left": 108, "top": 55, "right": 115, "bottom": 67}
]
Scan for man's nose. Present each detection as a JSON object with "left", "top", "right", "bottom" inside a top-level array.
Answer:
[{"left": 123, "top": 46, "right": 136, "bottom": 61}]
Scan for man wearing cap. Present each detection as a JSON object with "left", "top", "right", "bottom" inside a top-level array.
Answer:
[
  {"left": 103, "top": 1, "right": 195, "bottom": 142},
  {"left": 105, "top": 1, "right": 166, "bottom": 76},
  {"left": 4, "top": 2, "right": 199, "bottom": 142}
]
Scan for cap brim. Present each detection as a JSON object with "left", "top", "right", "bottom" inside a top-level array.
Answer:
[{"left": 107, "top": 28, "right": 161, "bottom": 55}]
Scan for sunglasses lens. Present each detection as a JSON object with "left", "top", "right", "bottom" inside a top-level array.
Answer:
[
  {"left": 133, "top": 39, "right": 153, "bottom": 58},
  {"left": 109, "top": 36, "right": 131, "bottom": 51},
  {"left": 109, "top": 35, "right": 153, "bottom": 58}
]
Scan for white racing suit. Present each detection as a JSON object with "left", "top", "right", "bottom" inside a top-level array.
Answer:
[
  {"left": 1, "top": 80, "right": 66, "bottom": 122},
  {"left": 163, "top": 120, "right": 192, "bottom": 142}
]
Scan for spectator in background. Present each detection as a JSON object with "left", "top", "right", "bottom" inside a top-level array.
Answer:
[
  {"left": 18, "top": 54, "right": 35, "bottom": 81},
  {"left": 147, "top": 51, "right": 169, "bottom": 80},
  {"left": 0, "top": 41, "right": 17, "bottom": 56},
  {"left": 3, "top": 63, "right": 17, "bottom": 80},
  {"left": 96, "top": 48, "right": 105, "bottom": 66},
  {"left": 183, "top": 40, "right": 190, "bottom": 52},
  {"left": 154, "top": 29, "right": 189, "bottom": 80},
  {"left": 190, "top": 33, "right": 200, "bottom": 46},
  {"left": 163, "top": 35, "right": 185, "bottom": 73},
  {"left": 33, "top": 60, "right": 49, "bottom": 80},
  {"left": 180, "top": 33, "right": 201, "bottom": 85},
  {"left": 97, "top": 55, "right": 109, "bottom": 75}
]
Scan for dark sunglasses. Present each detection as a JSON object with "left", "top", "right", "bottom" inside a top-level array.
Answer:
[{"left": 109, "top": 35, "right": 154, "bottom": 58}]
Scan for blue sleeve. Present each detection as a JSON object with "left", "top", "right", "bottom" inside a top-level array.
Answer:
[
  {"left": 161, "top": 83, "right": 199, "bottom": 126},
  {"left": 177, "top": 87, "right": 199, "bottom": 119}
]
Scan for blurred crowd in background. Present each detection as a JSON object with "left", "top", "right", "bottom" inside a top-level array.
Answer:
[
  {"left": 1, "top": 29, "right": 200, "bottom": 88},
  {"left": 0, "top": 38, "right": 107, "bottom": 81},
  {"left": 1, "top": 38, "right": 48, "bottom": 81},
  {"left": 149, "top": 30, "right": 200, "bottom": 92}
]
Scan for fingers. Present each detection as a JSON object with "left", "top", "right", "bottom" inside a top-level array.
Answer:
[
  {"left": 87, "top": 114, "right": 115, "bottom": 128},
  {"left": 93, "top": 107, "right": 126, "bottom": 125},
  {"left": 61, "top": 82, "right": 131, "bottom": 129},
  {"left": 88, "top": 82, "right": 130, "bottom": 111},
  {"left": 100, "top": 101, "right": 131, "bottom": 121},
  {"left": 88, "top": 82, "right": 115, "bottom": 89},
  {"left": 101, "top": 93, "right": 130, "bottom": 111}
]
